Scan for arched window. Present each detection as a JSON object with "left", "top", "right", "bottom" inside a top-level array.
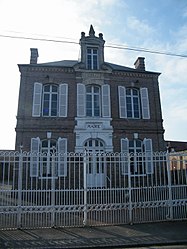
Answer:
[
  {"left": 77, "top": 83, "right": 111, "bottom": 118},
  {"left": 84, "top": 139, "right": 104, "bottom": 152},
  {"left": 118, "top": 86, "right": 150, "bottom": 119},
  {"left": 86, "top": 85, "right": 101, "bottom": 117},
  {"left": 42, "top": 85, "right": 58, "bottom": 117},
  {"left": 32, "top": 83, "right": 68, "bottom": 117}
]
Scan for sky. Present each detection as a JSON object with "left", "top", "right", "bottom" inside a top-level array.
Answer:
[{"left": 0, "top": 0, "right": 187, "bottom": 150}]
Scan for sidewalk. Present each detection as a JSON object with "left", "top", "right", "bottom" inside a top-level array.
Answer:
[{"left": 0, "top": 221, "right": 187, "bottom": 249}]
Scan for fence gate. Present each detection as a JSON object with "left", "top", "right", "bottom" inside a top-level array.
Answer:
[{"left": 0, "top": 151, "right": 187, "bottom": 229}]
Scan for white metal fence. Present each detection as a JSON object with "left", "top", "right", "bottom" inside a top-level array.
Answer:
[{"left": 0, "top": 150, "right": 187, "bottom": 230}]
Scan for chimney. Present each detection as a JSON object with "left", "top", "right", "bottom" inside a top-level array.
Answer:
[
  {"left": 30, "top": 48, "right": 39, "bottom": 64},
  {"left": 134, "top": 57, "right": 145, "bottom": 71}
]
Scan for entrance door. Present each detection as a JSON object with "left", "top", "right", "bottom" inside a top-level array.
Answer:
[{"left": 84, "top": 139, "right": 105, "bottom": 188}]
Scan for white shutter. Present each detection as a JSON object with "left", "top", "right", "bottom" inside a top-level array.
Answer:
[
  {"left": 32, "top": 83, "right": 42, "bottom": 117},
  {"left": 30, "top": 137, "right": 40, "bottom": 177},
  {"left": 102, "top": 84, "right": 111, "bottom": 117},
  {"left": 118, "top": 86, "right": 127, "bottom": 118},
  {"left": 77, "top": 83, "right": 85, "bottom": 117},
  {"left": 121, "top": 138, "right": 129, "bottom": 175},
  {"left": 143, "top": 138, "right": 153, "bottom": 174},
  {"left": 140, "top": 88, "right": 150, "bottom": 119},
  {"left": 59, "top": 84, "right": 68, "bottom": 117},
  {"left": 58, "top": 138, "right": 67, "bottom": 176}
]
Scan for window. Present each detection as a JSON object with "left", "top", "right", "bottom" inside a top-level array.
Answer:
[
  {"left": 126, "top": 89, "right": 140, "bottom": 118},
  {"left": 32, "top": 83, "right": 68, "bottom": 117},
  {"left": 121, "top": 138, "right": 153, "bottom": 175},
  {"left": 77, "top": 84, "right": 111, "bottom": 117},
  {"left": 30, "top": 137, "right": 67, "bottom": 178},
  {"left": 86, "top": 85, "right": 101, "bottom": 116},
  {"left": 84, "top": 139, "right": 104, "bottom": 152},
  {"left": 118, "top": 86, "right": 150, "bottom": 119},
  {"left": 40, "top": 139, "right": 57, "bottom": 177},
  {"left": 43, "top": 85, "right": 58, "bottom": 116},
  {"left": 129, "top": 140, "right": 144, "bottom": 175},
  {"left": 87, "top": 48, "right": 98, "bottom": 70}
]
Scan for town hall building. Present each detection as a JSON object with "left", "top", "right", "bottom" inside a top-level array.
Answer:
[{"left": 15, "top": 25, "right": 165, "bottom": 180}]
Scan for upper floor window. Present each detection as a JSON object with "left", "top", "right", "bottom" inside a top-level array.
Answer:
[
  {"left": 87, "top": 48, "right": 98, "bottom": 70},
  {"left": 86, "top": 85, "right": 101, "bottom": 116},
  {"left": 32, "top": 83, "right": 68, "bottom": 117},
  {"left": 118, "top": 86, "right": 150, "bottom": 119},
  {"left": 43, "top": 85, "right": 58, "bottom": 116},
  {"left": 126, "top": 88, "right": 140, "bottom": 118},
  {"left": 77, "top": 83, "right": 111, "bottom": 118}
]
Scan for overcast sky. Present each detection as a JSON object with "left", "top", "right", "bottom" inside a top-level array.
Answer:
[{"left": 0, "top": 0, "right": 187, "bottom": 150}]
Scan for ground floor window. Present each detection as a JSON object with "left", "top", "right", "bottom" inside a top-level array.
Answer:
[
  {"left": 40, "top": 139, "right": 56, "bottom": 177},
  {"left": 121, "top": 138, "right": 153, "bottom": 175},
  {"left": 30, "top": 137, "right": 67, "bottom": 178},
  {"left": 129, "top": 139, "right": 145, "bottom": 175}
]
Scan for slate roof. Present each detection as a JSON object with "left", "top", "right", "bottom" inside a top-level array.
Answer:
[
  {"left": 37, "top": 60, "right": 78, "bottom": 67},
  {"left": 26, "top": 60, "right": 159, "bottom": 74},
  {"left": 105, "top": 62, "right": 137, "bottom": 71}
]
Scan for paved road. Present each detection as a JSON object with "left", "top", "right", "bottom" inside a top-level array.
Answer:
[
  {"left": 0, "top": 220, "right": 187, "bottom": 248},
  {"left": 124, "top": 247, "right": 187, "bottom": 249},
  {"left": 121, "top": 246, "right": 187, "bottom": 249}
]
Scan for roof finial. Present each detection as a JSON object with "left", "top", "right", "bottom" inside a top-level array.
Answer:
[{"left": 89, "top": 24, "right": 95, "bottom": 36}]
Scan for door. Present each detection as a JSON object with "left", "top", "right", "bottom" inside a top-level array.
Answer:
[{"left": 84, "top": 139, "right": 105, "bottom": 188}]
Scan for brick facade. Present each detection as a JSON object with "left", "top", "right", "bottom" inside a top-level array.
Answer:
[{"left": 15, "top": 26, "right": 165, "bottom": 153}]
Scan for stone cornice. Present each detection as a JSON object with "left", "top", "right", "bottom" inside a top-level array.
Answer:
[
  {"left": 18, "top": 65, "right": 160, "bottom": 78},
  {"left": 18, "top": 65, "right": 74, "bottom": 73},
  {"left": 112, "top": 71, "right": 160, "bottom": 78}
]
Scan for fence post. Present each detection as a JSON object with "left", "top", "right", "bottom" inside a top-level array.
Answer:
[
  {"left": 83, "top": 150, "right": 87, "bottom": 226},
  {"left": 166, "top": 150, "right": 173, "bottom": 220},
  {"left": 17, "top": 146, "right": 23, "bottom": 228},
  {"left": 51, "top": 149, "right": 56, "bottom": 227},
  {"left": 127, "top": 153, "right": 133, "bottom": 224}
]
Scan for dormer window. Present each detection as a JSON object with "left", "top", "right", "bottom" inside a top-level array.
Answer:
[
  {"left": 79, "top": 26, "right": 105, "bottom": 70},
  {"left": 87, "top": 48, "right": 98, "bottom": 70}
]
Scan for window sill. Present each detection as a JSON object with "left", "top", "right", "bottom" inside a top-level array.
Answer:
[
  {"left": 39, "top": 176, "right": 58, "bottom": 179},
  {"left": 130, "top": 174, "right": 146, "bottom": 177}
]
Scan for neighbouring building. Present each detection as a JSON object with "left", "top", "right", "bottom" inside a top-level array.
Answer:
[
  {"left": 166, "top": 141, "right": 187, "bottom": 153},
  {"left": 166, "top": 141, "right": 187, "bottom": 175},
  {"left": 15, "top": 25, "right": 165, "bottom": 181}
]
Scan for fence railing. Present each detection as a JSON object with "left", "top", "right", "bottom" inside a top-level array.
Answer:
[{"left": 0, "top": 151, "right": 187, "bottom": 229}]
